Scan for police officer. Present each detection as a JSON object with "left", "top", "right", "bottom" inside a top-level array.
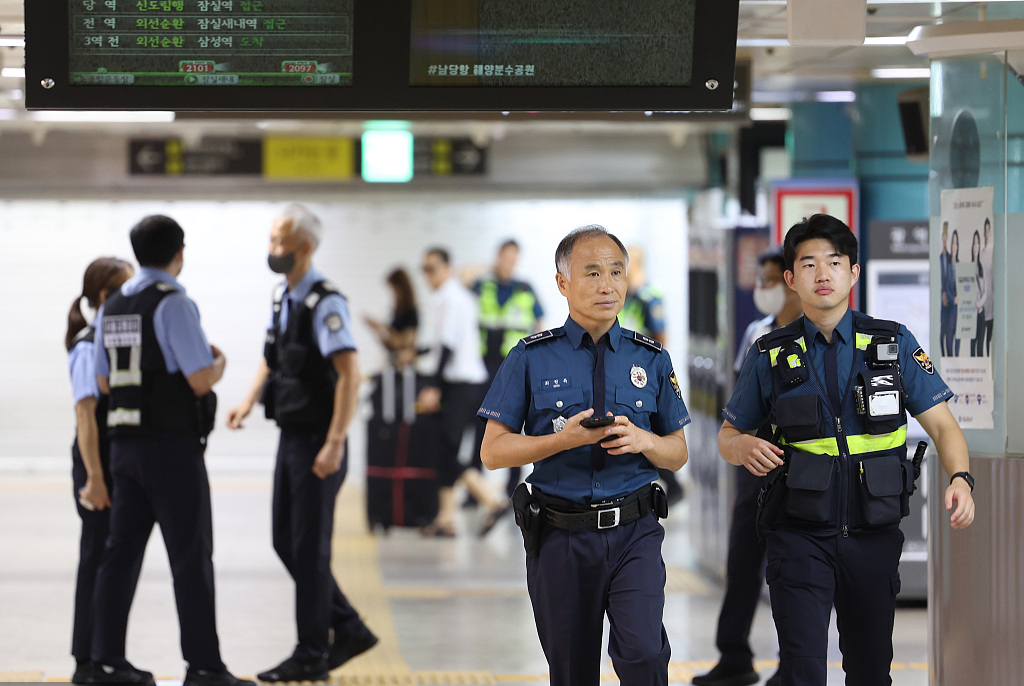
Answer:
[
  {"left": 478, "top": 225, "right": 690, "bottom": 686},
  {"left": 90, "top": 216, "right": 251, "bottom": 686},
  {"left": 226, "top": 203, "right": 377, "bottom": 681},
  {"left": 471, "top": 239, "right": 544, "bottom": 502},
  {"left": 65, "top": 257, "right": 133, "bottom": 685},
  {"left": 694, "top": 247, "right": 800, "bottom": 686},
  {"left": 719, "top": 214, "right": 976, "bottom": 686}
]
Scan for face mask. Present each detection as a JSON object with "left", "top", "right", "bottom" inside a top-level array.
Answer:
[
  {"left": 268, "top": 252, "right": 296, "bottom": 274},
  {"left": 753, "top": 283, "right": 787, "bottom": 316}
]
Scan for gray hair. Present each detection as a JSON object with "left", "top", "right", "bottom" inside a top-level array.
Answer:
[
  {"left": 280, "top": 203, "right": 323, "bottom": 251},
  {"left": 554, "top": 224, "right": 629, "bottom": 279}
]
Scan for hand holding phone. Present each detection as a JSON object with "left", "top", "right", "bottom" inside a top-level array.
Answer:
[{"left": 580, "top": 415, "right": 614, "bottom": 429}]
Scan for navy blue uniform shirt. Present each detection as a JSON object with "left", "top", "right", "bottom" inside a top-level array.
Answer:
[
  {"left": 478, "top": 316, "right": 690, "bottom": 504},
  {"left": 724, "top": 309, "right": 953, "bottom": 432}
]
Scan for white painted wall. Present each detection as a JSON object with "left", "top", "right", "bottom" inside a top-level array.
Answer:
[{"left": 0, "top": 194, "right": 688, "bottom": 481}]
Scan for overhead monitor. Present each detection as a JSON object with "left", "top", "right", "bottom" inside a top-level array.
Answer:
[{"left": 26, "top": 0, "right": 740, "bottom": 111}]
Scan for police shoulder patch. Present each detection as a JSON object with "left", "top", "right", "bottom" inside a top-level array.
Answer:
[
  {"left": 912, "top": 347, "right": 934, "bottom": 375},
  {"left": 325, "top": 313, "right": 344, "bottom": 333},
  {"left": 524, "top": 328, "right": 561, "bottom": 346},
  {"left": 632, "top": 331, "right": 663, "bottom": 352}
]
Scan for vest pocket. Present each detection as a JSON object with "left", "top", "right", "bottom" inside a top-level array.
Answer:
[
  {"left": 859, "top": 454, "right": 904, "bottom": 526},
  {"left": 775, "top": 394, "right": 822, "bottom": 443},
  {"left": 784, "top": 450, "right": 836, "bottom": 523}
]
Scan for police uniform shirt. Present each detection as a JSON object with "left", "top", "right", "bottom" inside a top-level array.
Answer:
[
  {"left": 274, "top": 267, "right": 357, "bottom": 358},
  {"left": 724, "top": 309, "right": 952, "bottom": 433},
  {"left": 733, "top": 313, "right": 776, "bottom": 375},
  {"left": 69, "top": 336, "right": 100, "bottom": 404},
  {"left": 478, "top": 317, "right": 690, "bottom": 504},
  {"left": 93, "top": 268, "right": 214, "bottom": 379},
  {"left": 429, "top": 276, "right": 487, "bottom": 384}
]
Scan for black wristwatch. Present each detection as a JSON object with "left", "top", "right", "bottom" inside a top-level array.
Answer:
[{"left": 949, "top": 471, "right": 975, "bottom": 491}]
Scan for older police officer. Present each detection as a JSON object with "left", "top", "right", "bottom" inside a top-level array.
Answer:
[
  {"left": 91, "top": 215, "right": 250, "bottom": 686},
  {"left": 226, "top": 204, "right": 376, "bottom": 681},
  {"left": 478, "top": 225, "right": 690, "bottom": 686},
  {"left": 719, "top": 214, "right": 975, "bottom": 686}
]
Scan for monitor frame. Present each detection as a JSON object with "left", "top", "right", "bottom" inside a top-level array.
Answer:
[{"left": 26, "top": 1, "right": 740, "bottom": 112}]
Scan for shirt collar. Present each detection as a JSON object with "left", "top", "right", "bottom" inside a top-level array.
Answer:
[
  {"left": 805, "top": 308, "right": 853, "bottom": 347},
  {"left": 563, "top": 316, "right": 622, "bottom": 352},
  {"left": 130, "top": 267, "right": 185, "bottom": 295},
  {"left": 283, "top": 266, "right": 323, "bottom": 302}
]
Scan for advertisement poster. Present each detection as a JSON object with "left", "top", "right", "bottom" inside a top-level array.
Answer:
[{"left": 938, "top": 187, "right": 995, "bottom": 429}]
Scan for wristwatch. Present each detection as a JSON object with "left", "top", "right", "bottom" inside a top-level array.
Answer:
[{"left": 949, "top": 471, "right": 975, "bottom": 491}]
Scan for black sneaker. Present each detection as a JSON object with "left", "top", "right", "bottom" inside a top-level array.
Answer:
[
  {"left": 691, "top": 659, "right": 758, "bottom": 686},
  {"left": 256, "top": 656, "right": 329, "bottom": 683},
  {"left": 87, "top": 662, "right": 156, "bottom": 686},
  {"left": 72, "top": 661, "right": 98, "bottom": 684},
  {"left": 184, "top": 667, "right": 256, "bottom": 686},
  {"left": 326, "top": 627, "right": 379, "bottom": 670}
]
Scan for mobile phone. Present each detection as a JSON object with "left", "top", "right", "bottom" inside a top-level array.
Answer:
[{"left": 580, "top": 415, "right": 614, "bottom": 428}]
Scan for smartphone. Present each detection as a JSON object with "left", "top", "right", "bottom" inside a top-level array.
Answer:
[{"left": 580, "top": 415, "right": 614, "bottom": 428}]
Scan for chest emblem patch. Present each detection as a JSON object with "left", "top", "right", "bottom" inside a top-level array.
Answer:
[
  {"left": 552, "top": 415, "right": 567, "bottom": 433},
  {"left": 630, "top": 365, "right": 648, "bottom": 389},
  {"left": 913, "top": 347, "right": 934, "bottom": 375}
]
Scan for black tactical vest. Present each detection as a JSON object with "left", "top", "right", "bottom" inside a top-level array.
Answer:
[{"left": 70, "top": 325, "right": 110, "bottom": 461}]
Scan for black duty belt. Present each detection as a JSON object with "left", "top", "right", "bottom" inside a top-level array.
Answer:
[{"left": 540, "top": 484, "right": 654, "bottom": 531}]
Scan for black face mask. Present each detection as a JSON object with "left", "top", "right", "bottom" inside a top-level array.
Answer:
[{"left": 268, "top": 252, "right": 296, "bottom": 274}]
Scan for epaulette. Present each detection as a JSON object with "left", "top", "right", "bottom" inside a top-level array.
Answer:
[
  {"left": 523, "top": 328, "right": 563, "bottom": 346},
  {"left": 852, "top": 312, "right": 900, "bottom": 336},
  {"left": 155, "top": 282, "right": 178, "bottom": 293},
  {"left": 622, "top": 328, "right": 663, "bottom": 352},
  {"left": 756, "top": 318, "right": 804, "bottom": 353},
  {"left": 72, "top": 325, "right": 95, "bottom": 346},
  {"left": 306, "top": 280, "right": 345, "bottom": 310}
]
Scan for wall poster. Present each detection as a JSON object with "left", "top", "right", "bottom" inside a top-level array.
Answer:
[{"left": 937, "top": 186, "right": 995, "bottom": 429}]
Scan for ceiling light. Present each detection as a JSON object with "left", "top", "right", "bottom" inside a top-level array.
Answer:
[
  {"left": 815, "top": 91, "right": 856, "bottom": 102},
  {"left": 0, "top": 37, "right": 26, "bottom": 48},
  {"left": 736, "top": 38, "right": 789, "bottom": 47},
  {"left": 871, "top": 68, "right": 931, "bottom": 79},
  {"left": 864, "top": 37, "right": 908, "bottom": 46},
  {"left": 750, "top": 107, "right": 792, "bottom": 121},
  {"left": 30, "top": 111, "right": 176, "bottom": 123},
  {"left": 1, "top": 68, "right": 26, "bottom": 78}
]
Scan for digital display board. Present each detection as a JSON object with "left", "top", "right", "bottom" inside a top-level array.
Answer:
[
  {"left": 26, "top": 1, "right": 740, "bottom": 111},
  {"left": 69, "top": 0, "right": 352, "bottom": 87},
  {"left": 409, "top": 0, "right": 695, "bottom": 88}
]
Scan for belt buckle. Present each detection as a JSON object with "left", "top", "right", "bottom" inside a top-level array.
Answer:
[{"left": 597, "top": 507, "right": 621, "bottom": 529}]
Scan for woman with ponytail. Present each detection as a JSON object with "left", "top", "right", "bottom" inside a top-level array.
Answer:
[{"left": 65, "top": 256, "right": 133, "bottom": 684}]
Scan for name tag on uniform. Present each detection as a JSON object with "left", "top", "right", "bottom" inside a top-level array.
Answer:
[
  {"left": 542, "top": 377, "right": 572, "bottom": 389},
  {"left": 103, "top": 315, "right": 142, "bottom": 348}
]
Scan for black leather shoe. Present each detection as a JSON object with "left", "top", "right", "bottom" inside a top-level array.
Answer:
[
  {"left": 72, "top": 661, "right": 98, "bottom": 684},
  {"left": 256, "top": 656, "right": 329, "bottom": 683},
  {"left": 691, "top": 660, "right": 758, "bottom": 686},
  {"left": 327, "top": 627, "right": 379, "bottom": 670},
  {"left": 87, "top": 662, "right": 156, "bottom": 686},
  {"left": 184, "top": 668, "right": 256, "bottom": 686}
]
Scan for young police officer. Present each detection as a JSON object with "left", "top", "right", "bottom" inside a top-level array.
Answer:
[
  {"left": 478, "top": 225, "right": 690, "bottom": 686},
  {"left": 719, "top": 214, "right": 976, "bottom": 686},
  {"left": 91, "top": 215, "right": 250, "bottom": 686},
  {"left": 226, "top": 204, "right": 377, "bottom": 681}
]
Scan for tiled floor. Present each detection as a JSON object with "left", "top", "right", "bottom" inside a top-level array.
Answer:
[{"left": 0, "top": 471, "right": 928, "bottom": 685}]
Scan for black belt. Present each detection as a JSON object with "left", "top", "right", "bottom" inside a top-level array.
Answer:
[{"left": 540, "top": 484, "right": 654, "bottom": 531}]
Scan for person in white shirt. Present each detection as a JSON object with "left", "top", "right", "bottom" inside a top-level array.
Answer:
[{"left": 418, "top": 247, "right": 509, "bottom": 536}]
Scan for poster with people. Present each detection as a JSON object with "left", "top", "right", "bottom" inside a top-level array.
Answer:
[{"left": 938, "top": 187, "right": 995, "bottom": 429}]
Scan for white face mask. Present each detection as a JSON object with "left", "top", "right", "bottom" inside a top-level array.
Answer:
[{"left": 753, "top": 283, "right": 787, "bottom": 316}]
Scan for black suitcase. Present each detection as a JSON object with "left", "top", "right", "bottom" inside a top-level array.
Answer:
[{"left": 365, "top": 365, "right": 440, "bottom": 531}]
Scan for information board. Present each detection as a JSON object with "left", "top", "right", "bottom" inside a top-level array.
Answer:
[{"left": 26, "top": 1, "right": 741, "bottom": 111}]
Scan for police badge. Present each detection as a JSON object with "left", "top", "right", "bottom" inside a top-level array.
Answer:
[
  {"left": 552, "top": 415, "right": 567, "bottom": 433},
  {"left": 630, "top": 364, "right": 648, "bottom": 389}
]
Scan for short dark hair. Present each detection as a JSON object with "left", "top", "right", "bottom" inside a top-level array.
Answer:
[
  {"left": 499, "top": 239, "right": 520, "bottom": 252},
  {"left": 758, "top": 245, "right": 785, "bottom": 272},
  {"left": 130, "top": 215, "right": 184, "bottom": 267},
  {"left": 555, "top": 224, "right": 629, "bottom": 278},
  {"left": 783, "top": 214, "right": 858, "bottom": 271},
  {"left": 425, "top": 247, "right": 450, "bottom": 265}
]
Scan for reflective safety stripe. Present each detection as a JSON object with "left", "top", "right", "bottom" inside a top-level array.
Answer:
[
  {"left": 108, "top": 369, "right": 142, "bottom": 388},
  {"left": 856, "top": 332, "right": 873, "bottom": 350},
  {"left": 107, "top": 408, "right": 142, "bottom": 427},
  {"left": 769, "top": 336, "right": 806, "bottom": 366},
  {"left": 783, "top": 424, "right": 908, "bottom": 456}
]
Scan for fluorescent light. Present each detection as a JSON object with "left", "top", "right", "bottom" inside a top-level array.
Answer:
[
  {"left": 864, "top": 36, "right": 909, "bottom": 46},
  {"left": 7, "top": 89, "right": 23, "bottom": 101},
  {"left": 30, "top": 111, "right": 176, "bottom": 123},
  {"left": 815, "top": 91, "right": 856, "bottom": 103},
  {"left": 750, "top": 107, "right": 792, "bottom": 121},
  {"left": 0, "top": 37, "right": 25, "bottom": 48},
  {"left": 871, "top": 67, "right": 931, "bottom": 79},
  {"left": 736, "top": 38, "right": 790, "bottom": 47},
  {"left": 1, "top": 67, "right": 25, "bottom": 78}
]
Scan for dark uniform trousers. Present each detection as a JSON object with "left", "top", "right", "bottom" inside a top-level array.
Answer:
[
  {"left": 436, "top": 382, "right": 486, "bottom": 487},
  {"left": 526, "top": 511, "right": 671, "bottom": 686},
  {"left": 91, "top": 431, "right": 224, "bottom": 670},
  {"left": 272, "top": 428, "right": 363, "bottom": 661},
  {"left": 765, "top": 527, "right": 904, "bottom": 686},
  {"left": 71, "top": 443, "right": 112, "bottom": 662},
  {"left": 715, "top": 466, "right": 767, "bottom": 663}
]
